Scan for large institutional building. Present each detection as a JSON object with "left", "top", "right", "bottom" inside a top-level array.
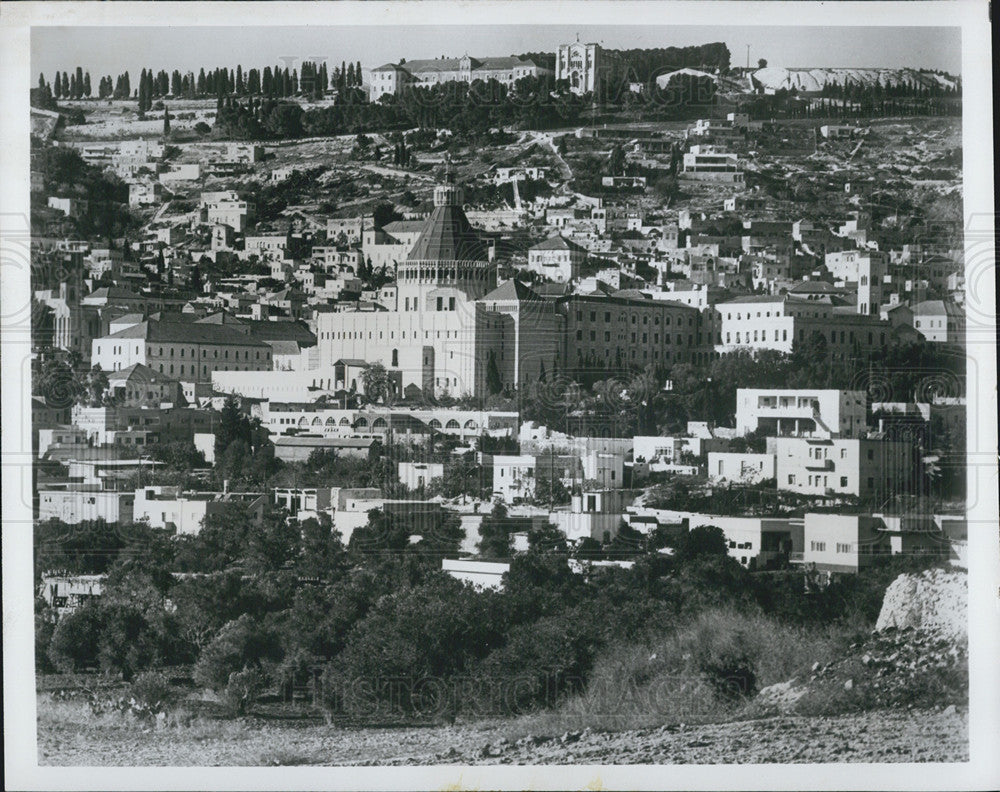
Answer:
[
  {"left": 368, "top": 55, "right": 554, "bottom": 102},
  {"left": 555, "top": 41, "right": 628, "bottom": 96}
]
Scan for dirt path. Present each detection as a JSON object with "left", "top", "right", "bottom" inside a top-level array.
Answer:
[{"left": 39, "top": 706, "right": 967, "bottom": 766}]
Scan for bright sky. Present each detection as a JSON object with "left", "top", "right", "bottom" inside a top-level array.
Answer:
[{"left": 32, "top": 25, "right": 962, "bottom": 82}]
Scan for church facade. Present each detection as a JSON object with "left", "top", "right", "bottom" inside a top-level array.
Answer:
[{"left": 317, "top": 178, "right": 562, "bottom": 398}]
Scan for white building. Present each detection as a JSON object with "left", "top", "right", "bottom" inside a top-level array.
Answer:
[
  {"left": 398, "top": 461, "right": 445, "bottom": 491},
  {"left": 129, "top": 181, "right": 165, "bottom": 206},
  {"left": 707, "top": 452, "right": 776, "bottom": 483},
  {"left": 442, "top": 558, "right": 509, "bottom": 590},
  {"left": 37, "top": 489, "right": 135, "bottom": 525},
  {"left": 199, "top": 190, "right": 255, "bottom": 232},
  {"left": 801, "top": 513, "right": 889, "bottom": 573},
  {"left": 526, "top": 234, "right": 589, "bottom": 283},
  {"left": 911, "top": 300, "right": 965, "bottom": 344},
  {"left": 681, "top": 145, "right": 744, "bottom": 183},
  {"left": 91, "top": 320, "right": 272, "bottom": 381},
  {"left": 824, "top": 250, "right": 887, "bottom": 315},
  {"left": 369, "top": 55, "right": 552, "bottom": 102},
  {"left": 492, "top": 453, "right": 581, "bottom": 504},
  {"left": 716, "top": 294, "right": 892, "bottom": 356},
  {"left": 774, "top": 437, "right": 918, "bottom": 499},
  {"left": 736, "top": 388, "right": 868, "bottom": 438},
  {"left": 132, "top": 486, "right": 265, "bottom": 535},
  {"left": 47, "top": 196, "right": 88, "bottom": 218},
  {"left": 555, "top": 41, "right": 627, "bottom": 96}
]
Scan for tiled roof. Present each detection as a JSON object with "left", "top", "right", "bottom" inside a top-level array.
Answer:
[
  {"left": 530, "top": 234, "right": 589, "bottom": 254},
  {"left": 481, "top": 280, "right": 541, "bottom": 302},
  {"left": 719, "top": 293, "right": 801, "bottom": 305},
  {"left": 102, "top": 320, "right": 270, "bottom": 347},
  {"left": 913, "top": 300, "right": 962, "bottom": 316},
  {"left": 397, "top": 56, "right": 536, "bottom": 74},
  {"left": 407, "top": 204, "right": 488, "bottom": 263},
  {"left": 106, "top": 363, "right": 180, "bottom": 385}
]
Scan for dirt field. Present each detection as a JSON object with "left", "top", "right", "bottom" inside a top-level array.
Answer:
[{"left": 38, "top": 696, "right": 967, "bottom": 766}]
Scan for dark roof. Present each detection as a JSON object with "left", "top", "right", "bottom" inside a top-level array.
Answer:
[
  {"left": 481, "top": 280, "right": 541, "bottom": 302},
  {"left": 273, "top": 436, "right": 376, "bottom": 448},
  {"left": 788, "top": 280, "right": 839, "bottom": 294},
  {"left": 720, "top": 293, "right": 801, "bottom": 305},
  {"left": 103, "top": 320, "right": 270, "bottom": 347},
  {"left": 531, "top": 234, "right": 588, "bottom": 254},
  {"left": 390, "top": 56, "right": 537, "bottom": 75},
  {"left": 407, "top": 204, "right": 488, "bottom": 262},
  {"left": 84, "top": 286, "right": 147, "bottom": 302},
  {"left": 382, "top": 220, "right": 425, "bottom": 234},
  {"left": 106, "top": 363, "right": 180, "bottom": 385},
  {"left": 532, "top": 282, "right": 572, "bottom": 298},
  {"left": 243, "top": 320, "right": 317, "bottom": 346},
  {"left": 913, "top": 300, "right": 963, "bottom": 316}
]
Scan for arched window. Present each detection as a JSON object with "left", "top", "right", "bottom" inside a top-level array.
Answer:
[
  {"left": 354, "top": 417, "right": 368, "bottom": 428},
  {"left": 312, "top": 417, "right": 322, "bottom": 426},
  {"left": 429, "top": 419, "right": 442, "bottom": 428},
  {"left": 298, "top": 416, "right": 309, "bottom": 426},
  {"left": 446, "top": 419, "right": 460, "bottom": 429},
  {"left": 339, "top": 417, "right": 351, "bottom": 426},
  {"left": 326, "top": 417, "right": 336, "bottom": 426},
  {"left": 372, "top": 417, "right": 387, "bottom": 429},
  {"left": 464, "top": 420, "right": 478, "bottom": 430}
]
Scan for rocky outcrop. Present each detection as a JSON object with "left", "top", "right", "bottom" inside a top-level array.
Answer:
[{"left": 875, "top": 567, "right": 967, "bottom": 641}]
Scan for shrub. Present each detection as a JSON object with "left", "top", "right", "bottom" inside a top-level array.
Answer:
[
  {"left": 193, "top": 614, "right": 283, "bottom": 691},
  {"left": 128, "top": 671, "right": 174, "bottom": 716},
  {"left": 471, "top": 613, "right": 598, "bottom": 717},
  {"left": 47, "top": 604, "right": 102, "bottom": 672},
  {"left": 222, "top": 668, "right": 267, "bottom": 716}
]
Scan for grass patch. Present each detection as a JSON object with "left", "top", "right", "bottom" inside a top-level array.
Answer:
[{"left": 506, "top": 606, "right": 856, "bottom": 735}]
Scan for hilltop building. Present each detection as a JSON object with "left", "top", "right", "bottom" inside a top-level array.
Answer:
[
  {"left": 555, "top": 41, "right": 627, "bottom": 96},
  {"left": 369, "top": 55, "right": 553, "bottom": 101}
]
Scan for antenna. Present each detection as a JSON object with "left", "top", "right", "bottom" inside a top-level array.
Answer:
[{"left": 747, "top": 45, "right": 750, "bottom": 70}]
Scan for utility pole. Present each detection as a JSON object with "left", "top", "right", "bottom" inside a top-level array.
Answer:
[{"left": 746, "top": 45, "right": 750, "bottom": 71}]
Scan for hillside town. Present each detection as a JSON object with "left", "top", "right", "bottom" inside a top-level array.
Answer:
[{"left": 27, "top": 35, "right": 971, "bottom": 751}]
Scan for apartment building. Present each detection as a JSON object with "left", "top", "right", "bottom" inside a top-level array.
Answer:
[
  {"left": 37, "top": 488, "right": 135, "bottom": 525},
  {"left": 707, "top": 452, "right": 776, "bottom": 483},
  {"left": 736, "top": 388, "right": 868, "bottom": 438},
  {"left": 681, "top": 145, "right": 744, "bottom": 183},
  {"left": 773, "top": 437, "right": 918, "bottom": 499},
  {"left": 801, "top": 513, "right": 890, "bottom": 573},
  {"left": 133, "top": 486, "right": 266, "bottom": 535}
]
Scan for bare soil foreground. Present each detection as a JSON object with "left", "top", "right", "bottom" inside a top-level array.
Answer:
[{"left": 39, "top": 705, "right": 967, "bottom": 766}]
